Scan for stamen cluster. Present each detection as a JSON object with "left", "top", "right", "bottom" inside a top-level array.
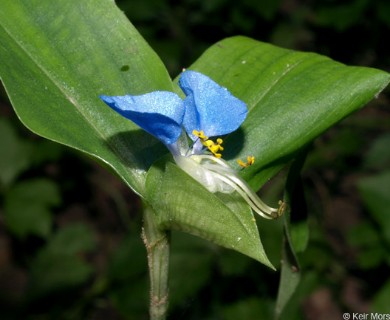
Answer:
[{"left": 193, "top": 130, "right": 224, "bottom": 158}]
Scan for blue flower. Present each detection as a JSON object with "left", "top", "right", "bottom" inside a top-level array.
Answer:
[
  {"left": 101, "top": 71, "right": 247, "bottom": 147},
  {"left": 100, "top": 91, "right": 184, "bottom": 145},
  {"left": 179, "top": 71, "right": 247, "bottom": 141},
  {"left": 100, "top": 70, "right": 282, "bottom": 219}
]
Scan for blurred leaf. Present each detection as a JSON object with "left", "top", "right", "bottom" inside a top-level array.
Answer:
[
  {"left": 109, "top": 279, "right": 149, "bottom": 319},
  {"left": 271, "top": 23, "right": 313, "bottom": 50},
  {"left": 222, "top": 297, "right": 274, "bottom": 320},
  {"left": 348, "top": 221, "right": 388, "bottom": 269},
  {"left": 3, "top": 178, "right": 60, "bottom": 239},
  {"left": 46, "top": 223, "right": 96, "bottom": 254},
  {"left": 348, "top": 222, "right": 381, "bottom": 247},
  {"left": 186, "top": 36, "right": 390, "bottom": 190},
  {"left": 231, "top": 9, "right": 256, "bottom": 33},
  {"left": 146, "top": 159, "right": 273, "bottom": 267},
  {"left": 0, "top": 0, "right": 173, "bottom": 196},
  {"left": 0, "top": 118, "right": 32, "bottom": 186},
  {"left": 117, "top": 0, "right": 166, "bottom": 21},
  {"left": 305, "top": 128, "right": 363, "bottom": 171},
  {"left": 358, "top": 170, "right": 390, "bottom": 244},
  {"left": 299, "top": 242, "right": 333, "bottom": 272},
  {"left": 169, "top": 232, "right": 214, "bottom": 308},
  {"left": 290, "top": 221, "right": 309, "bottom": 253},
  {"left": 356, "top": 246, "right": 386, "bottom": 269},
  {"left": 241, "top": 0, "right": 282, "bottom": 20},
  {"left": 218, "top": 249, "right": 252, "bottom": 276},
  {"left": 372, "top": 278, "right": 390, "bottom": 313},
  {"left": 28, "top": 224, "right": 96, "bottom": 298},
  {"left": 31, "top": 139, "right": 66, "bottom": 166},
  {"left": 376, "top": 1, "right": 390, "bottom": 26},
  {"left": 363, "top": 133, "right": 390, "bottom": 170},
  {"left": 109, "top": 234, "right": 147, "bottom": 281},
  {"left": 279, "top": 271, "right": 320, "bottom": 320},
  {"left": 107, "top": 234, "right": 149, "bottom": 318},
  {"left": 315, "top": 0, "right": 369, "bottom": 31}
]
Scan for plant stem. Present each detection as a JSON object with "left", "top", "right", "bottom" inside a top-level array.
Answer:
[{"left": 142, "top": 203, "right": 170, "bottom": 320}]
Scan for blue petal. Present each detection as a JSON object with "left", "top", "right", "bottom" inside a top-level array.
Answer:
[
  {"left": 100, "top": 91, "right": 184, "bottom": 145},
  {"left": 179, "top": 70, "right": 247, "bottom": 140}
]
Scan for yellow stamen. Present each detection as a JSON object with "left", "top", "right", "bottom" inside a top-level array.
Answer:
[
  {"left": 205, "top": 140, "right": 221, "bottom": 157},
  {"left": 237, "top": 155, "right": 255, "bottom": 168},
  {"left": 206, "top": 137, "right": 224, "bottom": 158},
  {"left": 204, "top": 140, "right": 213, "bottom": 147},
  {"left": 247, "top": 155, "right": 255, "bottom": 166},
  {"left": 193, "top": 129, "right": 208, "bottom": 140},
  {"left": 192, "top": 129, "right": 224, "bottom": 158}
]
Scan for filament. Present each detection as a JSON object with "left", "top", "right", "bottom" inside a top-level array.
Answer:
[{"left": 191, "top": 155, "right": 281, "bottom": 219}]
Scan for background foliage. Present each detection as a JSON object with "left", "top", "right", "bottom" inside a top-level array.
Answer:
[{"left": 1, "top": 0, "right": 389, "bottom": 319}]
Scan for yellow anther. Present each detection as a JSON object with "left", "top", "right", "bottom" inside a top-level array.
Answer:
[
  {"left": 208, "top": 144, "right": 220, "bottom": 153},
  {"left": 208, "top": 141, "right": 222, "bottom": 155},
  {"left": 204, "top": 140, "right": 214, "bottom": 147},
  {"left": 192, "top": 129, "right": 224, "bottom": 158},
  {"left": 247, "top": 155, "right": 255, "bottom": 166},
  {"left": 237, "top": 159, "right": 247, "bottom": 167},
  {"left": 193, "top": 129, "right": 208, "bottom": 141},
  {"left": 237, "top": 155, "right": 255, "bottom": 168},
  {"left": 204, "top": 138, "right": 224, "bottom": 158}
]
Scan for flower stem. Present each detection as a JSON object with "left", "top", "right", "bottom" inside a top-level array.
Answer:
[{"left": 142, "top": 203, "right": 170, "bottom": 320}]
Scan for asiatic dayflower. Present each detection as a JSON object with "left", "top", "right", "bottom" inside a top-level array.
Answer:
[{"left": 100, "top": 70, "right": 283, "bottom": 219}]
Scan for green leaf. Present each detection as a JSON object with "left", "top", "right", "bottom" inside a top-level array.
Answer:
[
  {"left": 0, "top": 118, "right": 32, "bottom": 187},
  {"left": 363, "top": 133, "right": 390, "bottom": 170},
  {"left": 222, "top": 297, "right": 274, "bottom": 320},
  {"left": 108, "top": 233, "right": 149, "bottom": 319},
  {"left": 358, "top": 170, "right": 390, "bottom": 245},
  {"left": 0, "top": 0, "right": 173, "bottom": 196},
  {"left": 145, "top": 158, "right": 274, "bottom": 267},
  {"left": 3, "top": 178, "right": 61, "bottom": 239},
  {"left": 275, "top": 151, "right": 307, "bottom": 319},
  {"left": 109, "top": 234, "right": 148, "bottom": 282},
  {"left": 46, "top": 222, "right": 96, "bottom": 254},
  {"left": 315, "top": 0, "right": 369, "bottom": 31},
  {"left": 169, "top": 232, "right": 214, "bottom": 308},
  {"left": 28, "top": 224, "right": 96, "bottom": 298},
  {"left": 290, "top": 221, "right": 309, "bottom": 254},
  {"left": 372, "top": 278, "right": 390, "bottom": 313},
  {"left": 185, "top": 36, "right": 390, "bottom": 189},
  {"left": 348, "top": 222, "right": 381, "bottom": 247}
]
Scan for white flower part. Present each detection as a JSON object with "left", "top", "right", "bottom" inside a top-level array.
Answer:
[
  {"left": 173, "top": 153, "right": 280, "bottom": 219},
  {"left": 173, "top": 154, "right": 234, "bottom": 193}
]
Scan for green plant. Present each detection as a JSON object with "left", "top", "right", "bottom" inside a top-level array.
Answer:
[{"left": 1, "top": 1, "right": 389, "bottom": 319}]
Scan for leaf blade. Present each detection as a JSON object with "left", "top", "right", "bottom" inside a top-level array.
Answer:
[
  {"left": 146, "top": 158, "right": 274, "bottom": 267},
  {"left": 0, "top": 0, "right": 173, "bottom": 195},
  {"left": 186, "top": 36, "right": 390, "bottom": 188}
]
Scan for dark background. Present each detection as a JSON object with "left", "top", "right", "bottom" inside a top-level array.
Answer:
[{"left": 1, "top": 0, "right": 390, "bottom": 319}]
